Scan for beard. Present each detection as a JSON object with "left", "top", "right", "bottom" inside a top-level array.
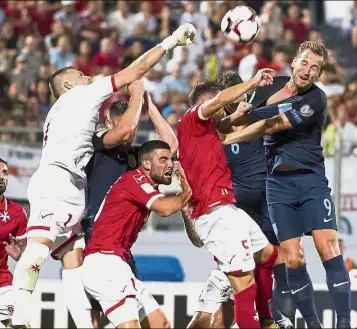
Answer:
[
  {"left": 0, "top": 186, "right": 6, "bottom": 196},
  {"left": 151, "top": 173, "right": 172, "bottom": 186}
]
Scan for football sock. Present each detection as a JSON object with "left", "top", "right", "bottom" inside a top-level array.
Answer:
[
  {"left": 62, "top": 266, "right": 94, "bottom": 328},
  {"left": 323, "top": 256, "right": 351, "bottom": 328},
  {"left": 234, "top": 283, "right": 260, "bottom": 328},
  {"left": 286, "top": 264, "right": 322, "bottom": 327}
]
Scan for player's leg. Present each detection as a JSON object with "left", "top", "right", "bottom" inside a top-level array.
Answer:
[
  {"left": 0, "top": 286, "right": 15, "bottom": 328},
  {"left": 210, "top": 302, "right": 235, "bottom": 328},
  {"left": 187, "top": 312, "right": 212, "bottom": 329},
  {"left": 267, "top": 174, "right": 322, "bottom": 328},
  {"left": 82, "top": 253, "right": 141, "bottom": 329},
  {"left": 301, "top": 179, "right": 351, "bottom": 328}
]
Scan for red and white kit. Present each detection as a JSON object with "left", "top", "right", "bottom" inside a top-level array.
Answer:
[
  {"left": 26, "top": 76, "right": 118, "bottom": 255},
  {"left": 82, "top": 167, "right": 164, "bottom": 326},
  {"left": 0, "top": 197, "right": 27, "bottom": 321},
  {"left": 177, "top": 104, "right": 268, "bottom": 274}
]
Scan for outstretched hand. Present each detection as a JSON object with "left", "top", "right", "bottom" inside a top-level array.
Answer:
[
  {"left": 3, "top": 234, "right": 24, "bottom": 261},
  {"left": 253, "top": 68, "right": 275, "bottom": 87}
]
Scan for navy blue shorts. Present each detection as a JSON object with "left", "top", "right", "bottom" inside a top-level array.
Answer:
[
  {"left": 235, "top": 190, "right": 279, "bottom": 246},
  {"left": 266, "top": 171, "right": 337, "bottom": 243}
]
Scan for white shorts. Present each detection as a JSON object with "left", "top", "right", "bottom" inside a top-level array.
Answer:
[
  {"left": 82, "top": 253, "right": 159, "bottom": 326},
  {"left": 194, "top": 204, "right": 268, "bottom": 273},
  {"left": 195, "top": 269, "right": 233, "bottom": 314},
  {"left": 27, "top": 165, "right": 86, "bottom": 243},
  {"left": 0, "top": 286, "right": 14, "bottom": 321}
]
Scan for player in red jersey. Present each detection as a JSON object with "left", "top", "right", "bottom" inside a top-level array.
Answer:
[
  {"left": 82, "top": 140, "right": 191, "bottom": 328},
  {"left": 177, "top": 69, "right": 279, "bottom": 329},
  {"left": 0, "top": 159, "right": 27, "bottom": 328}
]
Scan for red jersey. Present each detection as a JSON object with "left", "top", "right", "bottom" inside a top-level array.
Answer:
[
  {"left": 177, "top": 104, "right": 236, "bottom": 218},
  {"left": 0, "top": 197, "right": 28, "bottom": 287},
  {"left": 84, "top": 167, "right": 163, "bottom": 262}
]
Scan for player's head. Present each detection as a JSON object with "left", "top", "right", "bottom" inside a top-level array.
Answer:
[
  {"left": 291, "top": 41, "right": 329, "bottom": 91},
  {"left": 0, "top": 158, "right": 8, "bottom": 196},
  {"left": 49, "top": 66, "right": 91, "bottom": 99},
  {"left": 189, "top": 81, "right": 223, "bottom": 107},
  {"left": 216, "top": 72, "right": 247, "bottom": 114},
  {"left": 138, "top": 140, "right": 173, "bottom": 185}
]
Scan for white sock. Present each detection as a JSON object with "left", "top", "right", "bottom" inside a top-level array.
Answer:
[
  {"left": 62, "top": 266, "right": 93, "bottom": 328},
  {"left": 12, "top": 241, "right": 50, "bottom": 325}
]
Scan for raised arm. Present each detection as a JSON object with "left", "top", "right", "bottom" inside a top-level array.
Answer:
[
  {"left": 150, "top": 164, "right": 191, "bottom": 217},
  {"left": 112, "top": 24, "right": 196, "bottom": 91},
  {"left": 102, "top": 80, "right": 145, "bottom": 149},
  {"left": 199, "top": 69, "right": 274, "bottom": 120},
  {"left": 145, "top": 92, "right": 178, "bottom": 155}
]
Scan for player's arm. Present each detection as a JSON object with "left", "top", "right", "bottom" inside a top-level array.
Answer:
[
  {"left": 145, "top": 92, "right": 179, "bottom": 155},
  {"left": 112, "top": 24, "right": 196, "bottom": 91},
  {"left": 199, "top": 69, "right": 274, "bottom": 120},
  {"left": 181, "top": 203, "right": 203, "bottom": 248},
  {"left": 150, "top": 164, "right": 192, "bottom": 217},
  {"left": 102, "top": 80, "right": 145, "bottom": 149}
]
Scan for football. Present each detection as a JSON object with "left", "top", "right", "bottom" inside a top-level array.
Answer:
[{"left": 221, "top": 6, "right": 261, "bottom": 43}]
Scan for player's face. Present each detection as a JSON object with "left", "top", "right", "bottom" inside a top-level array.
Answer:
[
  {"left": 150, "top": 149, "right": 173, "bottom": 185},
  {"left": 224, "top": 93, "right": 248, "bottom": 114},
  {"left": 64, "top": 69, "right": 92, "bottom": 90},
  {"left": 0, "top": 162, "right": 8, "bottom": 195},
  {"left": 291, "top": 49, "right": 323, "bottom": 90}
]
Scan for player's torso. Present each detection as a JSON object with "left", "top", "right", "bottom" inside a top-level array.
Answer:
[
  {"left": 39, "top": 89, "right": 99, "bottom": 177},
  {"left": 0, "top": 199, "right": 25, "bottom": 286},
  {"left": 224, "top": 138, "right": 266, "bottom": 197},
  {"left": 177, "top": 117, "right": 235, "bottom": 218},
  {"left": 252, "top": 76, "right": 326, "bottom": 174},
  {"left": 85, "top": 172, "right": 149, "bottom": 261}
]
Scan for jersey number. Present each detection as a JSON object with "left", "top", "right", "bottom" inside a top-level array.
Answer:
[
  {"left": 231, "top": 143, "right": 240, "bottom": 155},
  {"left": 324, "top": 198, "right": 332, "bottom": 216}
]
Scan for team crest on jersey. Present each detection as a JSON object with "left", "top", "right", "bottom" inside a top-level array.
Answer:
[
  {"left": 133, "top": 174, "right": 148, "bottom": 184},
  {"left": 0, "top": 211, "right": 10, "bottom": 223},
  {"left": 7, "top": 305, "right": 14, "bottom": 314},
  {"left": 299, "top": 104, "right": 314, "bottom": 117}
]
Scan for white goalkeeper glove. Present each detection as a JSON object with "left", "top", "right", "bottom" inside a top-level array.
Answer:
[{"left": 159, "top": 23, "right": 197, "bottom": 52}]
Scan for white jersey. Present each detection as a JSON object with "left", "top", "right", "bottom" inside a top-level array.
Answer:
[{"left": 39, "top": 76, "right": 116, "bottom": 179}]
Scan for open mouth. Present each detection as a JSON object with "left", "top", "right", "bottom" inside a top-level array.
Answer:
[
  {"left": 300, "top": 75, "right": 309, "bottom": 82},
  {"left": 164, "top": 171, "right": 173, "bottom": 179}
]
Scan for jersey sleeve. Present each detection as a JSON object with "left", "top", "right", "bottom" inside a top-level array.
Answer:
[
  {"left": 92, "top": 125, "right": 108, "bottom": 152},
  {"left": 128, "top": 173, "right": 164, "bottom": 209},
  {"left": 181, "top": 104, "right": 212, "bottom": 136},
  {"left": 14, "top": 208, "right": 28, "bottom": 239}
]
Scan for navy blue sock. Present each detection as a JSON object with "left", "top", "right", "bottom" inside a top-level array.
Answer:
[
  {"left": 272, "top": 264, "right": 296, "bottom": 326},
  {"left": 323, "top": 255, "right": 351, "bottom": 328},
  {"left": 287, "top": 264, "right": 321, "bottom": 327}
]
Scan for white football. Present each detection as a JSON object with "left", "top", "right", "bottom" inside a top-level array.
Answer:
[{"left": 221, "top": 6, "right": 261, "bottom": 43}]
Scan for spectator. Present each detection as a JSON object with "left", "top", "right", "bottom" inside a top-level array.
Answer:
[
  {"left": 91, "top": 37, "right": 120, "bottom": 75},
  {"left": 50, "top": 35, "right": 75, "bottom": 72},
  {"left": 0, "top": 37, "right": 13, "bottom": 73},
  {"left": 162, "top": 63, "right": 190, "bottom": 95},
  {"left": 19, "top": 36, "right": 43, "bottom": 80},
  {"left": 162, "top": 95, "right": 187, "bottom": 118},
  {"left": 260, "top": 1, "right": 283, "bottom": 41},
  {"left": 30, "top": 0, "right": 54, "bottom": 37},
  {"left": 45, "top": 20, "right": 66, "bottom": 51},
  {"left": 10, "top": 55, "right": 33, "bottom": 98},
  {"left": 28, "top": 79, "right": 52, "bottom": 121},
  {"left": 74, "top": 40, "right": 93, "bottom": 76},
  {"left": 1, "top": 20, "right": 19, "bottom": 57},
  {"left": 54, "top": 0, "right": 80, "bottom": 32},
  {"left": 166, "top": 112, "right": 179, "bottom": 134},
  {"left": 143, "top": 64, "right": 166, "bottom": 107},
  {"left": 283, "top": 5, "right": 308, "bottom": 43},
  {"left": 133, "top": 1, "right": 157, "bottom": 35}
]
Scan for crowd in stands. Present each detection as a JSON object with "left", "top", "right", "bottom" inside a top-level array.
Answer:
[{"left": 0, "top": 0, "right": 356, "bottom": 156}]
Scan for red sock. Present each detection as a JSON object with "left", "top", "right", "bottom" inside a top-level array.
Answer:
[
  {"left": 254, "top": 246, "right": 278, "bottom": 319},
  {"left": 234, "top": 283, "right": 260, "bottom": 328}
]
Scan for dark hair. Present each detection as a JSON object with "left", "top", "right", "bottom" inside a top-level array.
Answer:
[
  {"left": 138, "top": 140, "right": 171, "bottom": 164},
  {"left": 109, "top": 101, "right": 128, "bottom": 119},
  {"left": 49, "top": 66, "right": 75, "bottom": 99},
  {"left": 189, "top": 81, "right": 223, "bottom": 107},
  {"left": 0, "top": 158, "right": 8, "bottom": 166},
  {"left": 216, "top": 72, "right": 243, "bottom": 88}
]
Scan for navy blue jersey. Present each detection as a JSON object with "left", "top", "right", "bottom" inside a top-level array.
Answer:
[
  {"left": 249, "top": 76, "right": 327, "bottom": 176},
  {"left": 223, "top": 139, "right": 266, "bottom": 197},
  {"left": 85, "top": 125, "right": 139, "bottom": 219}
]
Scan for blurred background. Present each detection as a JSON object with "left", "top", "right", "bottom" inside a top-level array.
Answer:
[{"left": 1, "top": 0, "right": 357, "bottom": 327}]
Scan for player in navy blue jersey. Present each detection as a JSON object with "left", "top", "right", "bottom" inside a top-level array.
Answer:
[
  {"left": 223, "top": 41, "right": 351, "bottom": 329},
  {"left": 83, "top": 82, "right": 177, "bottom": 328},
  {"left": 217, "top": 72, "right": 295, "bottom": 329}
]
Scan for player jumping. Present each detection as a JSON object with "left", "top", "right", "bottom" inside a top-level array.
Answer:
[
  {"left": 82, "top": 141, "right": 191, "bottom": 328},
  {"left": 0, "top": 159, "right": 27, "bottom": 329},
  {"left": 223, "top": 41, "right": 351, "bottom": 329},
  {"left": 10, "top": 23, "right": 197, "bottom": 328},
  {"left": 177, "top": 69, "right": 279, "bottom": 329}
]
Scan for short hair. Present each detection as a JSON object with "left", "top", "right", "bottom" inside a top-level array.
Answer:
[
  {"left": 0, "top": 158, "right": 8, "bottom": 166},
  {"left": 296, "top": 41, "right": 329, "bottom": 72},
  {"left": 138, "top": 140, "right": 171, "bottom": 164},
  {"left": 109, "top": 101, "right": 128, "bottom": 119},
  {"left": 189, "top": 81, "right": 223, "bottom": 107},
  {"left": 49, "top": 66, "right": 75, "bottom": 99},
  {"left": 216, "top": 72, "right": 243, "bottom": 88}
]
